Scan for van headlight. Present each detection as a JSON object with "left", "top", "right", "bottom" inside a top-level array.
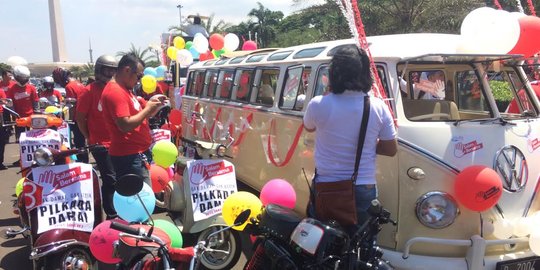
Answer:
[
  {"left": 34, "top": 148, "right": 54, "bottom": 166},
  {"left": 415, "top": 192, "right": 459, "bottom": 229}
]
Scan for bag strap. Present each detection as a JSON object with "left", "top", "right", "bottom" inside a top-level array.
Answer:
[{"left": 352, "top": 95, "right": 370, "bottom": 183}]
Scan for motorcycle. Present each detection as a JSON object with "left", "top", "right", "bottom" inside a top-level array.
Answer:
[
  {"left": 0, "top": 109, "right": 102, "bottom": 270},
  {"left": 244, "top": 201, "right": 396, "bottom": 270},
  {"left": 109, "top": 174, "right": 251, "bottom": 270}
]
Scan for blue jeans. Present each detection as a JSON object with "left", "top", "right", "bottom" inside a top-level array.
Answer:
[{"left": 110, "top": 150, "right": 152, "bottom": 188}]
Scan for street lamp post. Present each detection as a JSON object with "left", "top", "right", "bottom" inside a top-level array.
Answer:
[{"left": 177, "top": 4, "right": 183, "bottom": 28}]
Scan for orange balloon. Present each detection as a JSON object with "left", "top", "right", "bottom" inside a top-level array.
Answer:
[
  {"left": 454, "top": 165, "right": 503, "bottom": 212},
  {"left": 209, "top": 34, "right": 225, "bottom": 50},
  {"left": 149, "top": 164, "right": 170, "bottom": 193}
]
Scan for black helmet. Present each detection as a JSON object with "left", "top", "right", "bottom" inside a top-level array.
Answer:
[{"left": 95, "top": 55, "right": 117, "bottom": 83}]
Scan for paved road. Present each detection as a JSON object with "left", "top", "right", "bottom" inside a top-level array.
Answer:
[{"left": 0, "top": 138, "right": 252, "bottom": 269}]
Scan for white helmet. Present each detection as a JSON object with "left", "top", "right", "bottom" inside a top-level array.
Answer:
[
  {"left": 43, "top": 76, "right": 54, "bottom": 84},
  {"left": 13, "top": 65, "right": 30, "bottom": 86}
]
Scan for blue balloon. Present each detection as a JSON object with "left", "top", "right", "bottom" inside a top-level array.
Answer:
[
  {"left": 113, "top": 182, "right": 156, "bottom": 222},
  {"left": 189, "top": 47, "right": 200, "bottom": 59},
  {"left": 155, "top": 66, "right": 167, "bottom": 78},
  {"left": 144, "top": 67, "right": 158, "bottom": 78}
]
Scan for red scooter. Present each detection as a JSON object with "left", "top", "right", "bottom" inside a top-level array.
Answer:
[{"left": 1, "top": 111, "right": 102, "bottom": 270}]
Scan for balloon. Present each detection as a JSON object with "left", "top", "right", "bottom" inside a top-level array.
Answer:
[
  {"left": 189, "top": 46, "right": 200, "bottom": 59},
  {"left": 6, "top": 56, "right": 27, "bottom": 67},
  {"left": 167, "top": 167, "right": 175, "bottom": 179},
  {"left": 453, "top": 165, "right": 502, "bottom": 212},
  {"left": 224, "top": 33, "right": 240, "bottom": 52},
  {"left": 185, "top": 41, "right": 193, "bottom": 50},
  {"left": 173, "top": 36, "right": 186, "bottom": 49},
  {"left": 222, "top": 191, "right": 262, "bottom": 231},
  {"left": 144, "top": 67, "right": 158, "bottom": 78},
  {"left": 493, "top": 219, "right": 514, "bottom": 239},
  {"left": 209, "top": 34, "right": 225, "bottom": 50},
  {"left": 152, "top": 140, "right": 179, "bottom": 168},
  {"left": 89, "top": 219, "right": 128, "bottom": 263},
  {"left": 176, "top": 49, "right": 194, "bottom": 66},
  {"left": 260, "top": 179, "right": 296, "bottom": 209},
  {"left": 15, "top": 178, "right": 24, "bottom": 197},
  {"left": 150, "top": 164, "right": 170, "bottom": 193},
  {"left": 141, "top": 75, "right": 157, "bottom": 94},
  {"left": 242, "top": 40, "right": 257, "bottom": 51},
  {"left": 193, "top": 33, "right": 209, "bottom": 54},
  {"left": 530, "top": 230, "right": 540, "bottom": 255},
  {"left": 212, "top": 49, "right": 226, "bottom": 58},
  {"left": 459, "top": 7, "right": 520, "bottom": 54},
  {"left": 508, "top": 16, "right": 540, "bottom": 57},
  {"left": 113, "top": 183, "right": 156, "bottom": 222},
  {"left": 155, "top": 65, "right": 167, "bottom": 79},
  {"left": 154, "top": 219, "right": 183, "bottom": 248},
  {"left": 167, "top": 47, "right": 177, "bottom": 60}
]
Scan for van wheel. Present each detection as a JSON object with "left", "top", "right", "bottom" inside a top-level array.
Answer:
[
  {"left": 197, "top": 226, "right": 242, "bottom": 270},
  {"left": 47, "top": 247, "right": 97, "bottom": 270}
]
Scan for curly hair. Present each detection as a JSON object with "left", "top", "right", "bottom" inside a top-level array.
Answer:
[{"left": 328, "top": 45, "right": 373, "bottom": 94}]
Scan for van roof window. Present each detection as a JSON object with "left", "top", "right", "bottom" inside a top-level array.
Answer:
[
  {"left": 269, "top": 51, "right": 293, "bottom": 61},
  {"left": 215, "top": 59, "right": 229, "bottom": 65},
  {"left": 203, "top": 60, "right": 217, "bottom": 66},
  {"left": 230, "top": 56, "right": 247, "bottom": 64},
  {"left": 294, "top": 47, "right": 325, "bottom": 59},
  {"left": 246, "top": 54, "right": 267, "bottom": 63}
]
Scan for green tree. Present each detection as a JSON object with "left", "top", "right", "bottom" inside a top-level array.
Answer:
[
  {"left": 0, "top": 63, "right": 12, "bottom": 73},
  {"left": 247, "top": 2, "right": 284, "bottom": 48},
  {"left": 116, "top": 43, "right": 157, "bottom": 67}
]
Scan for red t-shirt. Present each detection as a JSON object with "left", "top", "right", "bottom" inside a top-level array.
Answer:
[
  {"left": 39, "top": 89, "right": 63, "bottom": 103},
  {"left": 7, "top": 83, "right": 38, "bottom": 117},
  {"left": 507, "top": 84, "right": 540, "bottom": 113},
  {"left": 101, "top": 81, "right": 152, "bottom": 156},
  {"left": 0, "top": 80, "right": 15, "bottom": 113},
  {"left": 65, "top": 80, "right": 88, "bottom": 118},
  {"left": 77, "top": 82, "right": 112, "bottom": 147},
  {"left": 0, "top": 89, "right": 6, "bottom": 113}
]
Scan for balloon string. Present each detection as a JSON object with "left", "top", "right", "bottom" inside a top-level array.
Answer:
[
  {"left": 493, "top": 0, "right": 503, "bottom": 10},
  {"left": 266, "top": 119, "right": 303, "bottom": 167},
  {"left": 527, "top": 0, "right": 537, "bottom": 16}
]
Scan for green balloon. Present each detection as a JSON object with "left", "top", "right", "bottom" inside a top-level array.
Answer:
[
  {"left": 154, "top": 219, "right": 183, "bottom": 248},
  {"left": 152, "top": 141, "right": 178, "bottom": 168},
  {"left": 185, "top": 41, "right": 193, "bottom": 50},
  {"left": 15, "top": 178, "right": 24, "bottom": 197}
]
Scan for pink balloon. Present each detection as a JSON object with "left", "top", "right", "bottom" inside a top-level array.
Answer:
[
  {"left": 167, "top": 167, "right": 174, "bottom": 179},
  {"left": 260, "top": 179, "right": 296, "bottom": 209},
  {"left": 242, "top": 40, "right": 257, "bottom": 51},
  {"left": 89, "top": 219, "right": 128, "bottom": 264}
]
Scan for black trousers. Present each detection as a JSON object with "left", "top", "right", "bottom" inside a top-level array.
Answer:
[
  {"left": 91, "top": 146, "right": 117, "bottom": 217},
  {"left": 0, "top": 116, "right": 7, "bottom": 164},
  {"left": 70, "top": 123, "right": 89, "bottom": 163}
]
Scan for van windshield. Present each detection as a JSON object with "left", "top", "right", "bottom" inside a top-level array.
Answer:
[{"left": 398, "top": 61, "right": 538, "bottom": 122}]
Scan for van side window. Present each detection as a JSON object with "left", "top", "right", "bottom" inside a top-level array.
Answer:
[
  {"left": 456, "top": 71, "right": 487, "bottom": 111},
  {"left": 314, "top": 65, "right": 329, "bottom": 97},
  {"left": 255, "top": 69, "right": 279, "bottom": 106},
  {"left": 280, "top": 66, "right": 311, "bottom": 111},
  {"left": 188, "top": 71, "right": 205, "bottom": 96},
  {"left": 204, "top": 70, "right": 219, "bottom": 97},
  {"left": 217, "top": 70, "right": 234, "bottom": 99},
  {"left": 233, "top": 69, "right": 253, "bottom": 102}
]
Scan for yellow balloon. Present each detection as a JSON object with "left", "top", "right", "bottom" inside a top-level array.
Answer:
[
  {"left": 15, "top": 178, "right": 25, "bottom": 197},
  {"left": 141, "top": 75, "right": 157, "bottom": 94},
  {"left": 45, "top": 106, "right": 60, "bottom": 114},
  {"left": 167, "top": 47, "right": 177, "bottom": 60},
  {"left": 152, "top": 140, "right": 178, "bottom": 168},
  {"left": 222, "top": 191, "right": 262, "bottom": 231},
  {"left": 173, "top": 36, "right": 186, "bottom": 50}
]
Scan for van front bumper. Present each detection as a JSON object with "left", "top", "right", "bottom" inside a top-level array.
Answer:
[{"left": 383, "top": 235, "right": 535, "bottom": 270}]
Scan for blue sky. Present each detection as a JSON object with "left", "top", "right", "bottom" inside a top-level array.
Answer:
[{"left": 0, "top": 0, "right": 323, "bottom": 64}]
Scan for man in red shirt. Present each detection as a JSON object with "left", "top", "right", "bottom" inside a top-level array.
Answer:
[
  {"left": 53, "top": 67, "right": 88, "bottom": 162},
  {"left": 39, "top": 76, "right": 63, "bottom": 105},
  {"left": 77, "top": 55, "right": 118, "bottom": 219},
  {"left": 101, "top": 53, "right": 164, "bottom": 185},
  {"left": 6, "top": 66, "right": 38, "bottom": 143},
  {"left": 0, "top": 68, "right": 13, "bottom": 169}
]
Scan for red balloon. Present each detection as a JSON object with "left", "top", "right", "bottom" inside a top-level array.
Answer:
[
  {"left": 242, "top": 40, "right": 257, "bottom": 51},
  {"left": 209, "top": 34, "right": 225, "bottom": 50},
  {"left": 508, "top": 15, "right": 540, "bottom": 57},
  {"left": 169, "top": 109, "right": 182, "bottom": 126},
  {"left": 89, "top": 219, "right": 128, "bottom": 263},
  {"left": 150, "top": 164, "right": 170, "bottom": 193},
  {"left": 454, "top": 165, "right": 503, "bottom": 212}
]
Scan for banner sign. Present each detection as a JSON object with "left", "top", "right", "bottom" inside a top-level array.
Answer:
[
  {"left": 26, "top": 163, "right": 95, "bottom": 234},
  {"left": 19, "top": 129, "right": 63, "bottom": 169},
  {"left": 151, "top": 129, "right": 172, "bottom": 143},
  {"left": 57, "top": 121, "right": 71, "bottom": 148},
  {"left": 187, "top": 159, "right": 237, "bottom": 222}
]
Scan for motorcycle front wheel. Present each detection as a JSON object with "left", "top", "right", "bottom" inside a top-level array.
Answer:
[
  {"left": 196, "top": 226, "right": 242, "bottom": 270},
  {"left": 47, "top": 246, "right": 97, "bottom": 270}
]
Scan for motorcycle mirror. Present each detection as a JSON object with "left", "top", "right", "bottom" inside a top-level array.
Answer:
[
  {"left": 115, "top": 174, "right": 144, "bottom": 197},
  {"left": 234, "top": 209, "right": 251, "bottom": 226}
]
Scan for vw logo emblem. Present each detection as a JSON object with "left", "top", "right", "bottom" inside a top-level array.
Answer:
[{"left": 493, "top": 146, "right": 528, "bottom": 193}]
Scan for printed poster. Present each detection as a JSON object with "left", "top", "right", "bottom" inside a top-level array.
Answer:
[
  {"left": 25, "top": 163, "right": 95, "bottom": 234},
  {"left": 187, "top": 159, "right": 237, "bottom": 222},
  {"left": 151, "top": 129, "right": 172, "bottom": 143},
  {"left": 19, "top": 129, "right": 63, "bottom": 169}
]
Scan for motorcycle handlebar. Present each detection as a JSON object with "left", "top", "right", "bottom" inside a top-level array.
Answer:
[{"left": 110, "top": 221, "right": 143, "bottom": 236}]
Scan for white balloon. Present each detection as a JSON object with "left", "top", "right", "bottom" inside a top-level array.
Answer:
[
  {"left": 530, "top": 230, "right": 540, "bottom": 255},
  {"left": 513, "top": 217, "right": 533, "bottom": 237},
  {"left": 6, "top": 56, "right": 28, "bottom": 67},
  {"left": 493, "top": 219, "right": 514, "bottom": 239},
  {"left": 176, "top": 49, "right": 193, "bottom": 66},
  {"left": 461, "top": 7, "right": 497, "bottom": 37},
  {"left": 224, "top": 33, "right": 240, "bottom": 52},
  {"left": 193, "top": 33, "right": 209, "bottom": 54}
]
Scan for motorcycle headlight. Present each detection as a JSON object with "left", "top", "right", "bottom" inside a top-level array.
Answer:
[
  {"left": 34, "top": 148, "right": 54, "bottom": 166},
  {"left": 415, "top": 191, "right": 459, "bottom": 229}
]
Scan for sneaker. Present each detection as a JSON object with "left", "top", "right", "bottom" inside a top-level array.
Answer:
[{"left": 0, "top": 164, "right": 7, "bottom": 170}]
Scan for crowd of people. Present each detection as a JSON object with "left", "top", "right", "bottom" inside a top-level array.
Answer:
[{"left": 0, "top": 53, "right": 170, "bottom": 219}]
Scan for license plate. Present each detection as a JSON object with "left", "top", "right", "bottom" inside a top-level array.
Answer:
[
  {"left": 496, "top": 256, "right": 540, "bottom": 270},
  {"left": 185, "top": 145, "right": 196, "bottom": 159}
]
